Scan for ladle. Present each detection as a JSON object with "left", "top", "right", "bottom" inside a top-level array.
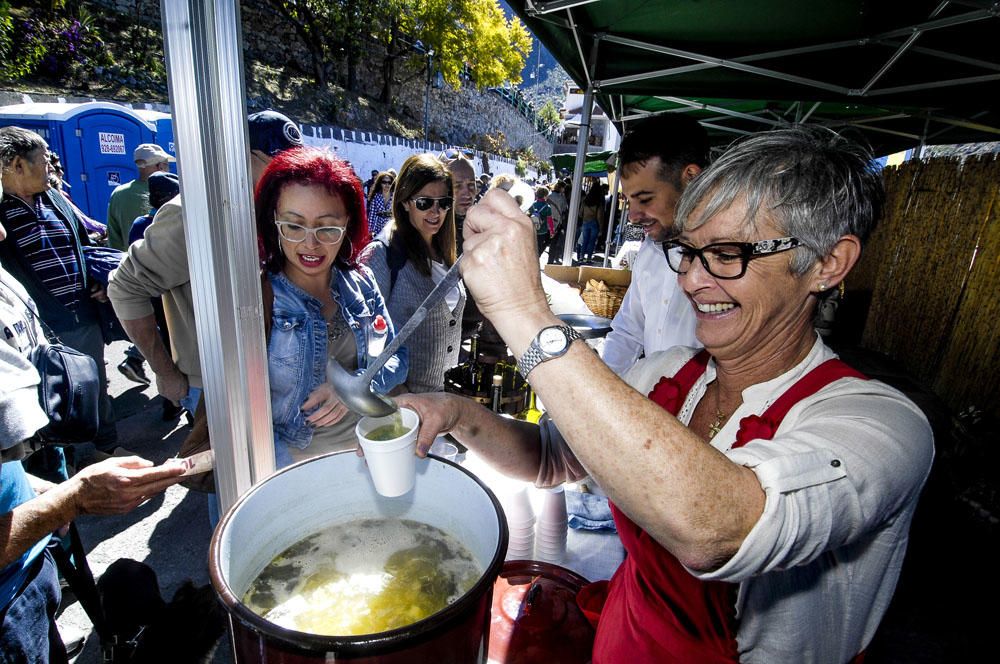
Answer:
[{"left": 328, "top": 255, "right": 464, "bottom": 417}]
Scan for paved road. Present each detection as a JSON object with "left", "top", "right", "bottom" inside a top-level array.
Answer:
[{"left": 57, "top": 340, "right": 233, "bottom": 663}]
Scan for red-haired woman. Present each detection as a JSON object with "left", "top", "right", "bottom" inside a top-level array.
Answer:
[{"left": 256, "top": 147, "right": 408, "bottom": 467}]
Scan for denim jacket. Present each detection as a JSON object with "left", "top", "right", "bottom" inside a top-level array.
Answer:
[{"left": 268, "top": 267, "right": 407, "bottom": 452}]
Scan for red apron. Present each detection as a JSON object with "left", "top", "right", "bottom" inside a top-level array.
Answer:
[{"left": 587, "top": 350, "right": 867, "bottom": 663}]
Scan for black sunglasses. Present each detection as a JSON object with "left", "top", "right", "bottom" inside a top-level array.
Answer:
[{"left": 411, "top": 196, "right": 453, "bottom": 211}]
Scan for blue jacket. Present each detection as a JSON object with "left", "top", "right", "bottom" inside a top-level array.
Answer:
[{"left": 267, "top": 267, "right": 407, "bottom": 452}]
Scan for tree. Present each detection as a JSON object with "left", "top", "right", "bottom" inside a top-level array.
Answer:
[
  {"left": 262, "top": 1, "right": 531, "bottom": 104},
  {"left": 261, "top": 0, "right": 342, "bottom": 89},
  {"left": 418, "top": 0, "right": 531, "bottom": 90},
  {"left": 537, "top": 100, "right": 561, "bottom": 131}
]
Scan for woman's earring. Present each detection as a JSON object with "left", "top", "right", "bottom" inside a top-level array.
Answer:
[{"left": 818, "top": 283, "right": 827, "bottom": 292}]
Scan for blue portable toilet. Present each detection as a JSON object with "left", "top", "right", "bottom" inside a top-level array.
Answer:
[
  {"left": 134, "top": 109, "right": 177, "bottom": 171},
  {"left": 0, "top": 101, "right": 158, "bottom": 223}
]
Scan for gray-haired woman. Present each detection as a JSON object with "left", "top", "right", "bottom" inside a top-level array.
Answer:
[{"left": 397, "top": 126, "right": 933, "bottom": 662}]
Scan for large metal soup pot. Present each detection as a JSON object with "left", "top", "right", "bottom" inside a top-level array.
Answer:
[{"left": 209, "top": 451, "right": 509, "bottom": 663}]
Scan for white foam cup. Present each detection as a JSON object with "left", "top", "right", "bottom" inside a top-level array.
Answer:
[
  {"left": 534, "top": 548, "right": 565, "bottom": 564},
  {"left": 355, "top": 407, "right": 421, "bottom": 497},
  {"left": 500, "top": 485, "right": 535, "bottom": 527},
  {"left": 535, "top": 527, "right": 567, "bottom": 541},
  {"left": 429, "top": 437, "right": 459, "bottom": 462},
  {"left": 506, "top": 546, "right": 533, "bottom": 561},
  {"left": 510, "top": 519, "right": 535, "bottom": 533},
  {"left": 539, "top": 486, "right": 567, "bottom": 524}
]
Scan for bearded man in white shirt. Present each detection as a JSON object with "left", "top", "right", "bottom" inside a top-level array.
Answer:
[{"left": 601, "top": 115, "right": 709, "bottom": 375}]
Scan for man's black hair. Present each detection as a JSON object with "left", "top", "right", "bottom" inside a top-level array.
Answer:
[{"left": 618, "top": 114, "right": 709, "bottom": 186}]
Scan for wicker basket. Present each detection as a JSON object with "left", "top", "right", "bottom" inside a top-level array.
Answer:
[{"left": 581, "top": 285, "right": 627, "bottom": 318}]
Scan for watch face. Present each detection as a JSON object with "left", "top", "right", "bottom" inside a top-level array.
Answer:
[{"left": 538, "top": 327, "right": 568, "bottom": 353}]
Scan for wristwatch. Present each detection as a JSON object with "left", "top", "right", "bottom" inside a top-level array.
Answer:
[{"left": 516, "top": 325, "right": 584, "bottom": 378}]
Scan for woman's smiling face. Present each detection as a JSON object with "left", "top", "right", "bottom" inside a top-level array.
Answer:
[
  {"left": 678, "top": 198, "right": 818, "bottom": 364},
  {"left": 404, "top": 179, "right": 450, "bottom": 246},
  {"left": 276, "top": 182, "right": 349, "bottom": 287}
]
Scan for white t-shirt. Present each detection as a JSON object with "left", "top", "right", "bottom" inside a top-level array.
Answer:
[
  {"left": 430, "top": 260, "right": 461, "bottom": 312},
  {"left": 601, "top": 237, "right": 699, "bottom": 376}
]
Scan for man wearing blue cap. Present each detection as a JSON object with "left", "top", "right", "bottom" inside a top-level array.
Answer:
[{"left": 108, "top": 111, "right": 302, "bottom": 456}]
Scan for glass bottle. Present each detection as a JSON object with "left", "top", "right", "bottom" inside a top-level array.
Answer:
[
  {"left": 490, "top": 374, "right": 504, "bottom": 413},
  {"left": 517, "top": 388, "right": 544, "bottom": 423},
  {"left": 466, "top": 334, "right": 481, "bottom": 395}
]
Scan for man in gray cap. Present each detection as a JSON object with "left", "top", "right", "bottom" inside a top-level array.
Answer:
[
  {"left": 108, "top": 110, "right": 302, "bottom": 431},
  {"left": 110, "top": 143, "right": 176, "bottom": 385},
  {"left": 107, "top": 143, "right": 175, "bottom": 251}
]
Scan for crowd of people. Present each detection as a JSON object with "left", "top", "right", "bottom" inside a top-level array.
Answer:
[{"left": 1, "top": 106, "right": 935, "bottom": 663}]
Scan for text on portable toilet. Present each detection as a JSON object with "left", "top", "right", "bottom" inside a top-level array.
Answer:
[{"left": 99, "top": 132, "right": 126, "bottom": 155}]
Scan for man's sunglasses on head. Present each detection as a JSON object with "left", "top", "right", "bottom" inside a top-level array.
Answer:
[{"left": 439, "top": 148, "right": 475, "bottom": 162}]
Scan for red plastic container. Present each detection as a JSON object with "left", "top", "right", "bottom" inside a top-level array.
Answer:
[{"left": 489, "top": 560, "right": 596, "bottom": 663}]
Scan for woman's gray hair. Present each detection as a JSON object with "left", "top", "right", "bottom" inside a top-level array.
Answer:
[{"left": 675, "top": 125, "right": 884, "bottom": 274}]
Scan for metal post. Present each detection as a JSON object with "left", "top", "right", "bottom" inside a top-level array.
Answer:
[
  {"left": 601, "top": 165, "right": 622, "bottom": 267},
  {"left": 424, "top": 51, "right": 434, "bottom": 150},
  {"left": 563, "top": 37, "right": 601, "bottom": 266},
  {"left": 562, "top": 87, "right": 594, "bottom": 266},
  {"left": 161, "top": 0, "right": 275, "bottom": 512}
]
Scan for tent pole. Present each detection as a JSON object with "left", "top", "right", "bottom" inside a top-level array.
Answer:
[
  {"left": 161, "top": 0, "right": 276, "bottom": 512},
  {"left": 602, "top": 149, "right": 622, "bottom": 267},
  {"left": 563, "top": 36, "right": 601, "bottom": 266}
]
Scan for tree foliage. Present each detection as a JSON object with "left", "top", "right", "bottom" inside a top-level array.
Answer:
[
  {"left": 537, "top": 100, "right": 561, "bottom": 130},
  {"left": 0, "top": 1, "right": 110, "bottom": 84},
  {"left": 406, "top": 0, "right": 531, "bottom": 90},
  {"left": 263, "top": 0, "right": 531, "bottom": 101}
]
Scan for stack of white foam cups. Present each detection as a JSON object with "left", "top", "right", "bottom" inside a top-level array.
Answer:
[
  {"left": 534, "top": 486, "right": 568, "bottom": 563},
  {"left": 502, "top": 485, "right": 536, "bottom": 560}
]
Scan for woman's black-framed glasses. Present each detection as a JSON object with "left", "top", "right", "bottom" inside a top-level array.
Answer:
[
  {"left": 274, "top": 218, "right": 347, "bottom": 245},
  {"left": 662, "top": 237, "right": 801, "bottom": 279},
  {"left": 380, "top": 178, "right": 393, "bottom": 185},
  {"left": 411, "top": 196, "right": 453, "bottom": 211}
]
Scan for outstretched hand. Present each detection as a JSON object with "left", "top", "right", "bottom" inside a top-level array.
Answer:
[{"left": 70, "top": 456, "right": 186, "bottom": 516}]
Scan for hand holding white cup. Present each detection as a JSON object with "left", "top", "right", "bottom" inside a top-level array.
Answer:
[{"left": 355, "top": 407, "right": 421, "bottom": 497}]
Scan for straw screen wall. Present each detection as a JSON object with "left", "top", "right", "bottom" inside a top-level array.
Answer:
[{"left": 850, "top": 154, "right": 1000, "bottom": 419}]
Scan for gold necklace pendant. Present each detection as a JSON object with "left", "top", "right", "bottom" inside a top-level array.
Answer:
[{"left": 707, "top": 409, "right": 727, "bottom": 439}]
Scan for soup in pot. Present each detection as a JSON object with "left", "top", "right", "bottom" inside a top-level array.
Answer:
[{"left": 243, "top": 518, "right": 481, "bottom": 636}]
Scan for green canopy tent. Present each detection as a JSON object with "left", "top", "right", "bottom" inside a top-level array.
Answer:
[
  {"left": 550, "top": 150, "right": 615, "bottom": 177},
  {"left": 511, "top": 0, "right": 1000, "bottom": 263}
]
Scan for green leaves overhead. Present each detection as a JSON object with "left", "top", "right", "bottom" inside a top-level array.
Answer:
[{"left": 266, "top": 0, "right": 530, "bottom": 95}]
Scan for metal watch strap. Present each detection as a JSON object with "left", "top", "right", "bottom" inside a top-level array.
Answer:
[{"left": 516, "top": 325, "right": 583, "bottom": 377}]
